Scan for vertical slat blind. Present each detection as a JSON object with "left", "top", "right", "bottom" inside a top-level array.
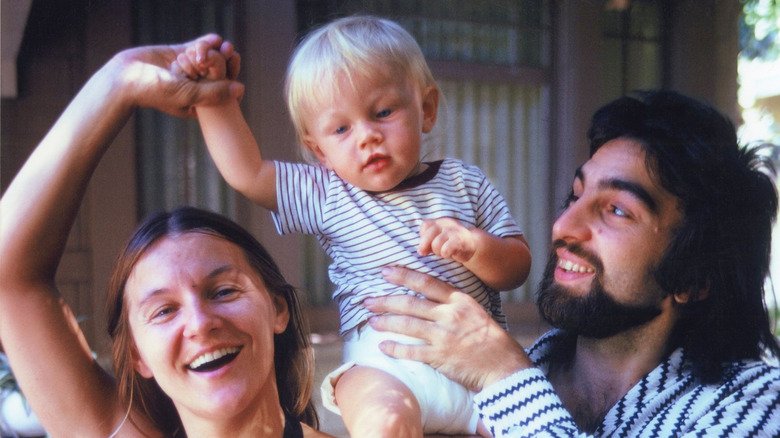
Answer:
[
  {"left": 433, "top": 80, "right": 549, "bottom": 302},
  {"left": 136, "top": 0, "right": 237, "bottom": 219}
]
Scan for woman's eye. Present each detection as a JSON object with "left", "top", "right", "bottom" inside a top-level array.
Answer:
[
  {"left": 376, "top": 108, "right": 391, "bottom": 118},
  {"left": 152, "top": 306, "right": 175, "bottom": 320},
  {"left": 213, "top": 287, "right": 239, "bottom": 299}
]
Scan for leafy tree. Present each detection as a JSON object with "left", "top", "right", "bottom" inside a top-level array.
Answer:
[{"left": 741, "top": 0, "right": 780, "bottom": 60}]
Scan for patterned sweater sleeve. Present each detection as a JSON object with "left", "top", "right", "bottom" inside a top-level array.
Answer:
[
  {"left": 474, "top": 368, "right": 591, "bottom": 438},
  {"left": 474, "top": 359, "right": 780, "bottom": 437}
]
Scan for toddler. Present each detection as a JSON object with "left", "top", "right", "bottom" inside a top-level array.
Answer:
[{"left": 177, "top": 16, "right": 531, "bottom": 437}]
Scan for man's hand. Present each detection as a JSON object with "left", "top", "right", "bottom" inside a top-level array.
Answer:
[{"left": 365, "top": 267, "right": 532, "bottom": 391}]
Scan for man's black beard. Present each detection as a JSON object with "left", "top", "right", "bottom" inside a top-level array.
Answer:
[{"left": 536, "top": 245, "right": 663, "bottom": 339}]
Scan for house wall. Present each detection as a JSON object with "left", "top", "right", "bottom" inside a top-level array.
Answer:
[
  {"left": 667, "top": 0, "right": 741, "bottom": 121},
  {"left": 1, "top": 0, "right": 136, "bottom": 361}
]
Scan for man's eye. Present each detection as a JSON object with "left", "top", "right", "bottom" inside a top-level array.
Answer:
[
  {"left": 563, "top": 192, "right": 579, "bottom": 209},
  {"left": 376, "top": 108, "right": 391, "bottom": 118},
  {"left": 610, "top": 205, "right": 628, "bottom": 218}
]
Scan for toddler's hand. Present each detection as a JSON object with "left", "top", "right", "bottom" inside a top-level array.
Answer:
[
  {"left": 175, "top": 49, "right": 225, "bottom": 81},
  {"left": 172, "top": 33, "right": 239, "bottom": 81},
  {"left": 418, "top": 218, "right": 476, "bottom": 263}
]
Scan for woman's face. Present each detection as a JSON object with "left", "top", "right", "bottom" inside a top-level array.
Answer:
[{"left": 124, "top": 233, "right": 290, "bottom": 423}]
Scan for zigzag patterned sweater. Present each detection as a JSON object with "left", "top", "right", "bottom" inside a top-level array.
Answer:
[{"left": 475, "top": 330, "right": 780, "bottom": 437}]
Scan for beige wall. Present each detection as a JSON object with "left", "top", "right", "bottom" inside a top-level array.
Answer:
[
  {"left": 1, "top": 0, "right": 136, "bottom": 360},
  {"left": 667, "top": 0, "right": 741, "bottom": 121}
]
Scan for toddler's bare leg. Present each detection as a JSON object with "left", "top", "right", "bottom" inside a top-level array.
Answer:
[{"left": 334, "top": 364, "right": 423, "bottom": 437}]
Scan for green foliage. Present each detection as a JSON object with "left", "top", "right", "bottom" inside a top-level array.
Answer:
[
  {"left": 0, "top": 353, "right": 19, "bottom": 394},
  {"left": 741, "top": 0, "right": 780, "bottom": 60}
]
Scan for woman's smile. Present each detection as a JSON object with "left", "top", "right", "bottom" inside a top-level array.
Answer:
[{"left": 186, "top": 346, "right": 243, "bottom": 371}]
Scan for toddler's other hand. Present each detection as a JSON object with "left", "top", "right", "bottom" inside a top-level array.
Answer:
[{"left": 418, "top": 218, "right": 476, "bottom": 263}]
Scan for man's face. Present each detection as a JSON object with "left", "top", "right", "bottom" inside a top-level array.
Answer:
[{"left": 538, "top": 138, "right": 683, "bottom": 338}]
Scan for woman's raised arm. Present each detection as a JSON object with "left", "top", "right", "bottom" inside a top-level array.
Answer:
[{"left": 0, "top": 35, "right": 241, "bottom": 437}]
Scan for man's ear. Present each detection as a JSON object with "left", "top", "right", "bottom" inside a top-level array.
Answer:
[
  {"left": 302, "top": 135, "right": 331, "bottom": 168},
  {"left": 421, "top": 86, "right": 439, "bottom": 133},
  {"left": 132, "top": 347, "right": 154, "bottom": 379},
  {"left": 674, "top": 285, "right": 709, "bottom": 304},
  {"left": 272, "top": 295, "right": 291, "bottom": 334}
]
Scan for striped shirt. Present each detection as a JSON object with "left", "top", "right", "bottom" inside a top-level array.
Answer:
[
  {"left": 475, "top": 329, "right": 780, "bottom": 437},
  {"left": 273, "top": 158, "right": 523, "bottom": 335}
]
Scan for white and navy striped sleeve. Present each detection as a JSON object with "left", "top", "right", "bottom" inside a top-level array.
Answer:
[
  {"left": 442, "top": 159, "right": 523, "bottom": 238},
  {"left": 464, "top": 163, "right": 523, "bottom": 238},
  {"left": 272, "top": 161, "right": 329, "bottom": 236}
]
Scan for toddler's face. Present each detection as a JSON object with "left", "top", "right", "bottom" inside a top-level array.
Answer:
[{"left": 301, "top": 72, "right": 438, "bottom": 192}]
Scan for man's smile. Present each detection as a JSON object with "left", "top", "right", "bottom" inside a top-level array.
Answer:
[{"left": 557, "top": 258, "right": 595, "bottom": 274}]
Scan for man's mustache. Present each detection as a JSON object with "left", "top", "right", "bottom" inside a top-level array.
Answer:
[{"left": 550, "top": 239, "right": 604, "bottom": 275}]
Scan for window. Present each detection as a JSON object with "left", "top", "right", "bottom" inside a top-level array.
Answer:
[{"left": 601, "top": 0, "right": 664, "bottom": 102}]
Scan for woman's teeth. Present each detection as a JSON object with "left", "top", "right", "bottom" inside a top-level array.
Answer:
[{"left": 187, "top": 347, "right": 241, "bottom": 371}]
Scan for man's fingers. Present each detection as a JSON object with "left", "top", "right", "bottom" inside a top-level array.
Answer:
[
  {"left": 368, "top": 312, "right": 435, "bottom": 337},
  {"left": 376, "top": 339, "right": 431, "bottom": 362},
  {"left": 364, "top": 293, "right": 437, "bottom": 319},
  {"left": 381, "top": 266, "right": 456, "bottom": 303}
]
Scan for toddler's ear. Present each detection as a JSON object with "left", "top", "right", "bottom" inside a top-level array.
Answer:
[
  {"left": 303, "top": 135, "right": 331, "bottom": 168},
  {"left": 421, "top": 86, "right": 439, "bottom": 133}
]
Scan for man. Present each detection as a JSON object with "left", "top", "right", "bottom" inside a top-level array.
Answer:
[{"left": 365, "top": 90, "right": 780, "bottom": 437}]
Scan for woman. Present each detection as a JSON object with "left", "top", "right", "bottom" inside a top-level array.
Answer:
[{"left": 0, "top": 35, "right": 332, "bottom": 437}]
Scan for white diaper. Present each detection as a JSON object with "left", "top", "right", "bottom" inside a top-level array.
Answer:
[{"left": 320, "top": 324, "right": 479, "bottom": 435}]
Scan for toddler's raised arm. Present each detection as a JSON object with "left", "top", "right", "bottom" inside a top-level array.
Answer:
[{"left": 177, "top": 37, "right": 279, "bottom": 211}]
